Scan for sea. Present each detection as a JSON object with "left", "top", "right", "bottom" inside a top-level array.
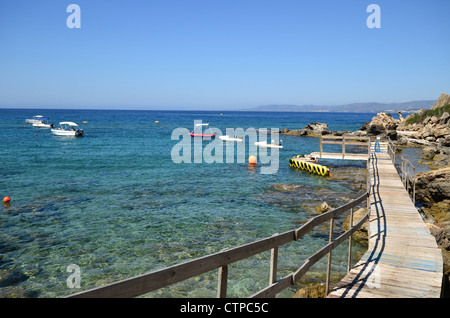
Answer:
[{"left": 0, "top": 109, "right": 424, "bottom": 298}]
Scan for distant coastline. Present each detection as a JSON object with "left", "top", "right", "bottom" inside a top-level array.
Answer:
[
  {"left": 243, "top": 100, "right": 435, "bottom": 113},
  {"left": 0, "top": 99, "right": 435, "bottom": 113}
]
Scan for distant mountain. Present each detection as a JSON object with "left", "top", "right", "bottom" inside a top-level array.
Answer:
[{"left": 245, "top": 100, "right": 435, "bottom": 113}]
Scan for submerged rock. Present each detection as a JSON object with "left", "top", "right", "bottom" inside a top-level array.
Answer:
[
  {"left": 292, "top": 283, "right": 326, "bottom": 298},
  {"left": 315, "top": 202, "right": 332, "bottom": 214}
]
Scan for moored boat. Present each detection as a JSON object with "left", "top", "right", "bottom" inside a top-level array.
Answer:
[
  {"left": 219, "top": 135, "right": 243, "bottom": 142},
  {"left": 25, "top": 115, "right": 45, "bottom": 124},
  {"left": 189, "top": 123, "right": 215, "bottom": 138},
  {"left": 255, "top": 141, "right": 283, "bottom": 149},
  {"left": 51, "top": 122, "right": 84, "bottom": 137},
  {"left": 32, "top": 118, "right": 54, "bottom": 128}
]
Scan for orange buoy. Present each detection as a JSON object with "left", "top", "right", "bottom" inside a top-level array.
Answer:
[
  {"left": 248, "top": 155, "right": 257, "bottom": 164},
  {"left": 3, "top": 196, "right": 11, "bottom": 203}
]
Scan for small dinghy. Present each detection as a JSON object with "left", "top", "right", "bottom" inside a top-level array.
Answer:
[{"left": 219, "top": 135, "right": 243, "bottom": 142}]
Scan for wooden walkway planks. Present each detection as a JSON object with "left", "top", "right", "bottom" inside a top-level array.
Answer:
[{"left": 327, "top": 151, "right": 443, "bottom": 298}]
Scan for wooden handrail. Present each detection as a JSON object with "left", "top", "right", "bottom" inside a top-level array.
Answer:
[
  {"left": 319, "top": 135, "right": 370, "bottom": 159},
  {"left": 387, "top": 137, "right": 416, "bottom": 204},
  {"left": 66, "top": 162, "right": 372, "bottom": 299}
]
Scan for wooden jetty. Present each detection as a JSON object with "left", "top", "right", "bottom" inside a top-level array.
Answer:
[{"left": 315, "top": 136, "right": 443, "bottom": 298}]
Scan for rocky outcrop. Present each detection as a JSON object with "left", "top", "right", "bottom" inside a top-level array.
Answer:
[
  {"left": 360, "top": 112, "right": 399, "bottom": 139},
  {"left": 281, "top": 122, "right": 329, "bottom": 137},
  {"left": 419, "top": 144, "right": 450, "bottom": 169},
  {"left": 396, "top": 93, "right": 450, "bottom": 146},
  {"left": 415, "top": 167, "right": 450, "bottom": 205},
  {"left": 431, "top": 93, "right": 450, "bottom": 110}
]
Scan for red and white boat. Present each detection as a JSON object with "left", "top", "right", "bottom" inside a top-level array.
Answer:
[{"left": 189, "top": 123, "right": 216, "bottom": 138}]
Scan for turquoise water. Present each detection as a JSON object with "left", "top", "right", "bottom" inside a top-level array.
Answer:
[{"left": 0, "top": 109, "right": 376, "bottom": 297}]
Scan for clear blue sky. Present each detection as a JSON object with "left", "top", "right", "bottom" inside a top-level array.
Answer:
[{"left": 0, "top": 0, "right": 449, "bottom": 110}]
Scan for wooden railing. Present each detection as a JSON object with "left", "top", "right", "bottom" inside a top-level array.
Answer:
[
  {"left": 66, "top": 162, "right": 372, "bottom": 298},
  {"left": 387, "top": 137, "right": 416, "bottom": 204},
  {"left": 319, "top": 135, "right": 371, "bottom": 159}
]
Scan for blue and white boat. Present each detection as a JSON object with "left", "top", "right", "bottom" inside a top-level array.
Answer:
[{"left": 25, "top": 115, "right": 45, "bottom": 124}]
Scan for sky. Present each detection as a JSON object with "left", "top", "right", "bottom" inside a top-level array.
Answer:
[{"left": 0, "top": 0, "right": 449, "bottom": 110}]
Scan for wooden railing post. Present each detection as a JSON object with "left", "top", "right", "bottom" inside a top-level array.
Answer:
[
  {"left": 217, "top": 265, "right": 228, "bottom": 298},
  {"left": 325, "top": 217, "right": 335, "bottom": 296},
  {"left": 269, "top": 233, "right": 279, "bottom": 286},
  {"left": 342, "top": 136, "right": 346, "bottom": 159},
  {"left": 347, "top": 207, "right": 354, "bottom": 272},
  {"left": 319, "top": 136, "right": 323, "bottom": 158},
  {"left": 413, "top": 166, "right": 416, "bottom": 205}
]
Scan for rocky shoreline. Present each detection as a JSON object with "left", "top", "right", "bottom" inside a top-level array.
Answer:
[{"left": 288, "top": 93, "right": 450, "bottom": 298}]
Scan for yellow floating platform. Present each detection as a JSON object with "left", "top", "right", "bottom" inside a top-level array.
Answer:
[{"left": 289, "top": 155, "right": 330, "bottom": 176}]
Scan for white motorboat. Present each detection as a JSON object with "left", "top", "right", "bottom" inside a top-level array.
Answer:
[
  {"left": 51, "top": 122, "right": 84, "bottom": 137},
  {"left": 219, "top": 135, "right": 243, "bottom": 142},
  {"left": 255, "top": 141, "right": 283, "bottom": 149},
  {"left": 25, "top": 115, "right": 45, "bottom": 124},
  {"left": 32, "top": 118, "right": 54, "bottom": 128}
]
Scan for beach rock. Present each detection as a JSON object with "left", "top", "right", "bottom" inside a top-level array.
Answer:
[
  {"left": 426, "top": 222, "right": 450, "bottom": 251},
  {"left": 360, "top": 121, "right": 370, "bottom": 131},
  {"left": 386, "top": 130, "right": 398, "bottom": 140},
  {"left": 425, "top": 222, "right": 450, "bottom": 297},
  {"left": 420, "top": 146, "right": 440, "bottom": 160},
  {"left": 415, "top": 167, "right": 450, "bottom": 204},
  {"left": 368, "top": 123, "right": 386, "bottom": 135},
  {"left": 440, "top": 112, "right": 450, "bottom": 125},
  {"left": 422, "top": 200, "right": 450, "bottom": 224},
  {"left": 441, "top": 135, "right": 450, "bottom": 147}
]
